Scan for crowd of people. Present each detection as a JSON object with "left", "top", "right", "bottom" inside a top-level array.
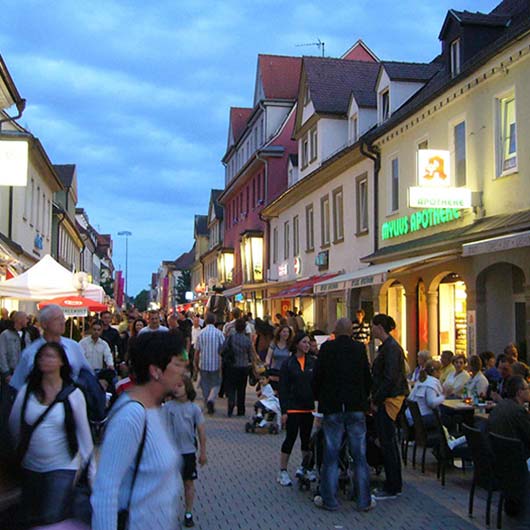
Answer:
[{"left": 0, "top": 301, "right": 529, "bottom": 528}]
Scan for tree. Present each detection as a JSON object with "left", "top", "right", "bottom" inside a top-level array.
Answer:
[
  {"left": 175, "top": 270, "right": 191, "bottom": 304},
  {"left": 134, "top": 289, "right": 150, "bottom": 312}
]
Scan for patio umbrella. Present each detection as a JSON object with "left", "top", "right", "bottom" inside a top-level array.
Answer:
[{"left": 37, "top": 295, "right": 108, "bottom": 313}]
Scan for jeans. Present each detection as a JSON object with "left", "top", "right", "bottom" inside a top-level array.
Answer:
[
  {"left": 375, "top": 405, "right": 402, "bottom": 494},
  {"left": 199, "top": 370, "right": 220, "bottom": 406},
  {"left": 225, "top": 365, "right": 248, "bottom": 414},
  {"left": 320, "top": 411, "right": 371, "bottom": 510}
]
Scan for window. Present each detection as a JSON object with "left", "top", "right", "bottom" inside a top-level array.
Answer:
[
  {"left": 310, "top": 127, "right": 318, "bottom": 161},
  {"left": 391, "top": 157, "right": 399, "bottom": 212},
  {"left": 30, "top": 178, "right": 35, "bottom": 226},
  {"left": 454, "top": 121, "right": 466, "bottom": 186},
  {"left": 356, "top": 175, "right": 369, "bottom": 233},
  {"left": 272, "top": 227, "right": 278, "bottom": 264},
  {"left": 303, "top": 83, "right": 310, "bottom": 105},
  {"left": 321, "top": 195, "right": 330, "bottom": 246},
  {"left": 293, "top": 215, "right": 299, "bottom": 256},
  {"left": 302, "top": 136, "right": 309, "bottom": 167},
  {"left": 450, "top": 39, "right": 461, "bottom": 78},
  {"left": 305, "top": 204, "right": 314, "bottom": 251},
  {"left": 381, "top": 90, "right": 390, "bottom": 121},
  {"left": 350, "top": 114, "right": 358, "bottom": 142},
  {"left": 284, "top": 221, "right": 290, "bottom": 259},
  {"left": 497, "top": 93, "right": 517, "bottom": 175},
  {"left": 332, "top": 188, "right": 344, "bottom": 242},
  {"left": 252, "top": 179, "right": 256, "bottom": 208},
  {"left": 246, "top": 186, "right": 249, "bottom": 213},
  {"left": 418, "top": 139, "right": 428, "bottom": 150}
]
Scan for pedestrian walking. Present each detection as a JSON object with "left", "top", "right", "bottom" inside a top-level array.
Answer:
[
  {"left": 163, "top": 375, "right": 207, "bottom": 528},
  {"left": 9, "top": 342, "right": 95, "bottom": 528},
  {"left": 277, "top": 331, "right": 315, "bottom": 487},
  {"left": 91, "top": 331, "right": 185, "bottom": 530},
  {"left": 194, "top": 312, "right": 224, "bottom": 414},
  {"left": 222, "top": 318, "right": 257, "bottom": 417},
  {"left": 370, "top": 314, "right": 409, "bottom": 500},
  {"left": 265, "top": 325, "right": 292, "bottom": 391},
  {"left": 312, "top": 318, "right": 374, "bottom": 512}
]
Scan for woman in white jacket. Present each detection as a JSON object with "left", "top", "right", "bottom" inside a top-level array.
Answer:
[{"left": 406, "top": 359, "right": 445, "bottom": 429}]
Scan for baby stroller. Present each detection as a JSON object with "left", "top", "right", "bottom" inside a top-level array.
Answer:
[{"left": 245, "top": 401, "right": 280, "bottom": 434}]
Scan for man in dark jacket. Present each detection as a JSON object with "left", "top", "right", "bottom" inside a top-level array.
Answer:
[{"left": 312, "top": 318, "right": 373, "bottom": 512}]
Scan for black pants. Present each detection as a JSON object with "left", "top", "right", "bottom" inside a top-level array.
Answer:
[
  {"left": 281, "top": 412, "right": 314, "bottom": 454},
  {"left": 225, "top": 366, "right": 249, "bottom": 415},
  {"left": 375, "top": 406, "right": 402, "bottom": 494}
]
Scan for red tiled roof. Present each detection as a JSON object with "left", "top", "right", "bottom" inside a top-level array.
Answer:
[
  {"left": 229, "top": 107, "right": 252, "bottom": 143},
  {"left": 258, "top": 54, "right": 302, "bottom": 100}
]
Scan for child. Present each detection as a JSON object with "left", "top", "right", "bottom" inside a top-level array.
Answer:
[
  {"left": 163, "top": 375, "right": 207, "bottom": 528},
  {"left": 255, "top": 373, "right": 282, "bottom": 429}
]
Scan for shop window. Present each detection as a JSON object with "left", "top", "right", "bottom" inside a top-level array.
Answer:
[
  {"left": 390, "top": 157, "right": 399, "bottom": 212},
  {"left": 496, "top": 92, "right": 517, "bottom": 176},
  {"left": 320, "top": 195, "right": 330, "bottom": 247},
  {"left": 306, "top": 204, "right": 314, "bottom": 251},
  {"left": 387, "top": 282, "right": 406, "bottom": 348},
  {"left": 332, "top": 187, "right": 344, "bottom": 242},
  {"left": 454, "top": 121, "right": 467, "bottom": 186},
  {"left": 356, "top": 174, "right": 368, "bottom": 234},
  {"left": 439, "top": 274, "right": 467, "bottom": 355},
  {"left": 293, "top": 215, "right": 299, "bottom": 256}
]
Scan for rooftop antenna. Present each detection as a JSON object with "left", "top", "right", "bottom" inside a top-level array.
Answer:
[{"left": 296, "top": 38, "right": 325, "bottom": 57}]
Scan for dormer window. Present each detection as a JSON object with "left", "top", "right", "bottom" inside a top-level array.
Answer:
[
  {"left": 303, "top": 83, "right": 310, "bottom": 106},
  {"left": 301, "top": 136, "right": 309, "bottom": 168},
  {"left": 450, "top": 39, "right": 461, "bottom": 78},
  {"left": 381, "top": 90, "right": 390, "bottom": 122},
  {"left": 350, "top": 114, "right": 358, "bottom": 142}
]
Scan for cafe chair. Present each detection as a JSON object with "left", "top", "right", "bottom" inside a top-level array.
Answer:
[
  {"left": 431, "top": 409, "right": 471, "bottom": 486},
  {"left": 462, "top": 424, "right": 497, "bottom": 527},
  {"left": 407, "top": 400, "right": 439, "bottom": 473},
  {"left": 488, "top": 432, "right": 527, "bottom": 529}
]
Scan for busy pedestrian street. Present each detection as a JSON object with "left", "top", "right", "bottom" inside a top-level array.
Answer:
[{"left": 190, "top": 392, "right": 507, "bottom": 530}]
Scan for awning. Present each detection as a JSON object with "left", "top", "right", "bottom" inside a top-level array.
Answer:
[
  {"left": 223, "top": 285, "right": 242, "bottom": 297},
  {"left": 314, "top": 251, "right": 453, "bottom": 294},
  {"left": 462, "top": 230, "right": 530, "bottom": 257},
  {"left": 271, "top": 273, "right": 338, "bottom": 299}
]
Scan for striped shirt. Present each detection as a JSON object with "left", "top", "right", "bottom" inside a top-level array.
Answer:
[
  {"left": 352, "top": 319, "right": 371, "bottom": 343},
  {"left": 197, "top": 324, "right": 224, "bottom": 371}
]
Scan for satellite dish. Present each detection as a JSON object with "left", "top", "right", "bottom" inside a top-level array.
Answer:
[{"left": 73, "top": 271, "right": 89, "bottom": 292}]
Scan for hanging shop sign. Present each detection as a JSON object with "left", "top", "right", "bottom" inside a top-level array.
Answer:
[
  {"left": 0, "top": 139, "right": 29, "bottom": 186},
  {"left": 315, "top": 250, "right": 329, "bottom": 268},
  {"left": 278, "top": 261, "right": 289, "bottom": 278},
  {"left": 409, "top": 149, "right": 472, "bottom": 208},
  {"left": 293, "top": 256, "right": 301, "bottom": 276},
  {"left": 382, "top": 208, "right": 460, "bottom": 241}
]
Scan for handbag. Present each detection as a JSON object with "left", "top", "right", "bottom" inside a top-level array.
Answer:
[
  {"left": 117, "top": 404, "right": 147, "bottom": 530},
  {"left": 71, "top": 457, "right": 92, "bottom": 525},
  {"left": 221, "top": 336, "right": 236, "bottom": 368}
]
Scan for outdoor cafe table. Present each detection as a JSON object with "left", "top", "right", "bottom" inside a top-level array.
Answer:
[{"left": 441, "top": 399, "right": 493, "bottom": 427}]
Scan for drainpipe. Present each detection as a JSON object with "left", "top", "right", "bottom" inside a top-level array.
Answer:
[{"left": 360, "top": 140, "right": 381, "bottom": 254}]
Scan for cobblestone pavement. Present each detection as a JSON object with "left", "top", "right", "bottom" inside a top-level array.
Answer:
[{"left": 189, "top": 392, "right": 519, "bottom": 530}]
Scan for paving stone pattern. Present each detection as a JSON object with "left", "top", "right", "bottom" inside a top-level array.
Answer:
[{"left": 189, "top": 391, "right": 518, "bottom": 530}]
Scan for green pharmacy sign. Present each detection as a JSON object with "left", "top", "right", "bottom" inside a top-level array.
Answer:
[{"left": 382, "top": 208, "right": 460, "bottom": 241}]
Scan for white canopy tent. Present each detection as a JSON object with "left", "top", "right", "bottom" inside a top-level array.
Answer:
[{"left": 0, "top": 254, "right": 105, "bottom": 302}]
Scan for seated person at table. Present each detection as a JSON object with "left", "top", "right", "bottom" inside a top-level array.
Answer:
[
  {"left": 406, "top": 360, "right": 445, "bottom": 429},
  {"left": 408, "top": 350, "right": 431, "bottom": 386},
  {"left": 442, "top": 354, "right": 470, "bottom": 398},
  {"left": 491, "top": 354, "right": 514, "bottom": 402},
  {"left": 480, "top": 350, "right": 500, "bottom": 384},
  {"left": 464, "top": 355, "right": 489, "bottom": 398},
  {"left": 512, "top": 361, "right": 530, "bottom": 381},
  {"left": 504, "top": 342, "right": 519, "bottom": 362},
  {"left": 439, "top": 350, "right": 455, "bottom": 385}
]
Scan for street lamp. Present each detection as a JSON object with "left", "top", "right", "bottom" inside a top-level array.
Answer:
[{"left": 117, "top": 230, "right": 132, "bottom": 307}]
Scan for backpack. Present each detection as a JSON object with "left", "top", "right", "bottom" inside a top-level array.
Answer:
[{"left": 75, "top": 367, "right": 107, "bottom": 422}]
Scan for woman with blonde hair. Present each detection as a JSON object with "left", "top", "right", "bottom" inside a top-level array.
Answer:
[{"left": 265, "top": 325, "right": 292, "bottom": 390}]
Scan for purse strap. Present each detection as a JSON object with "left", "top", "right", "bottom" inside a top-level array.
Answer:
[{"left": 17, "top": 384, "right": 76, "bottom": 463}]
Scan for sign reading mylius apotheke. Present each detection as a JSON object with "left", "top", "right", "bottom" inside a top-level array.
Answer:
[
  {"left": 408, "top": 149, "right": 471, "bottom": 208},
  {"left": 382, "top": 208, "right": 460, "bottom": 241}
]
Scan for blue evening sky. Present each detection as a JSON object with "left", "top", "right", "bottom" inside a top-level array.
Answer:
[{"left": 0, "top": 1, "right": 499, "bottom": 296}]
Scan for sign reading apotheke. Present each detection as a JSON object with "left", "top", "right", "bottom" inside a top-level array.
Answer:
[
  {"left": 409, "top": 149, "right": 472, "bottom": 208},
  {"left": 382, "top": 208, "right": 460, "bottom": 241}
]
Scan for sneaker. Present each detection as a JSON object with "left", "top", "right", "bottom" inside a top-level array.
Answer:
[
  {"left": 295, "top": 466, "right": 305, "bottom": 478},
  {"left": 358, "top": 496, "right": 377, "bottom": 512},
  {"left": 184, "top": 512, "right": 195, "bottom": 527},
  {"left": 206, "top": 401, "right": 214, "bottom": 415},
  {"left": 277, "top": 469, "right": 292, "bottom": 486},
  {"left": 258, "top": 419, "right": 267, "bottom": 428},
  {"left": 306, "top": 469, "right": 318, "bottom": 482},
  {"left": 313, "top": 495, "right": 339, "bottom": 511},
  {"left": 372, "top": 487, "right": 400, "bottom": 500}
]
